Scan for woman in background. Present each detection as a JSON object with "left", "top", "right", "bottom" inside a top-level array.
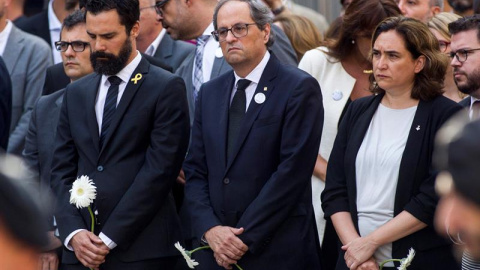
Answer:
[
  {"left": 428, "top": 12, "right": 466, "bottom": 103},
  {"left": 322, "top": 17, "right": 461, "bottom": 270},
  {"left": 273, "top": 14, "right": 323, "bottom": 61}
]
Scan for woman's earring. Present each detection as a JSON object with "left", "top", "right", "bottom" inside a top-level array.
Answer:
[{"left": 352, "top": 39, "right": 355, "bottom": 44}]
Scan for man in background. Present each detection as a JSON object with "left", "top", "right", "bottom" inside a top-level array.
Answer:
[{"left": 398, "top": 0, "right": 443, "bottom": 22}]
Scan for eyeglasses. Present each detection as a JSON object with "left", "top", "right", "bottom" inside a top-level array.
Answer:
[
  {"left": 55, "top": 41, "right": 90, "bottom": 52},
  {"left": 154, "top": 0, "right": 170, "bottom": 15},
  {"left": 449, "top": 48, "right": 480, "bottom": 63},
  {"left": 140, "top": 4, "right": 156, "bottom": 11},
  {"left": 211, "top": 23, "right": 256, "bottom": 42},
  {"left": 438, "top": 41, "right": 451, "bottom": 53}
]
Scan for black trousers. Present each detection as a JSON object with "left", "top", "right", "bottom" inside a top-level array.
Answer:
[{"left": 62, "top": 256, "right": 178, "bottom": 270}]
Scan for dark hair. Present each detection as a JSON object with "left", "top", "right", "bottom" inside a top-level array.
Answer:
[
  {"left": 84, "top": 0, "right": 139, "bottom": 35},
  {"left": 61, "top": 9, "right": 86, "bottom": 36},
  {"left": 327, "top": 0, "right": 401, "bottom": 61},
  {"left": 448, "top": 14, "right": 480, "bottom": 42},
  {"left": 370, "top": 16, "right": 447, "bottom": 101},
  {"left": 213, "top": 0, "right": 275, "bottom": 47}
]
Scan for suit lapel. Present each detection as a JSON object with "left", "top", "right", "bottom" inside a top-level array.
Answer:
[
  {"left": 86, "top": 74, "right": 102, "bottom": 154},
  {"left": 156, "top": 34, "right": 173, "bottom": 61},
  {"left": 98, "top": 57, "right": 150, "bottom": 155},
  {"left": 3, "top": 26, "right": 25, "bottom": 74},
  {"left": 225, "top": 56, "right": 278, "bottom": 171},
  {"left": 395, "top": 99, "right": 431, "bottom": 213}
]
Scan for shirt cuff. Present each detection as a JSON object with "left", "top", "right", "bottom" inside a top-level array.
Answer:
[
  {"left": 64, "top": 229, "right": 87, "bottom": 251},
  {"left": 99, "top": 232, "right": 117, "bottom": 249}
]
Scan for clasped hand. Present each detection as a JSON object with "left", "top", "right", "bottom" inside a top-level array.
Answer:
[
  {"left": 205, "top": 226, "right": 248, "bottom": 269},
  {"left": 70, "top": 231, "right": 110, "bottom": 270},
  {"left": 342, "top": 237, "right": 379, "bottom": 270}
]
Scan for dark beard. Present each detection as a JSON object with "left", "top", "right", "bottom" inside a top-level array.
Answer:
[
  {"left": 448, "top": 0, "right": 473, "bottom": 13},
  {"left": 90, "top": 38, "right": 132, "bottom": 76},
  {"left": 455, "top": 67, "right": 480, "bottom": 96}
]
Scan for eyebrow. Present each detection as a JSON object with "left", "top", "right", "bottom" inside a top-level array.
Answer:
[{"left": 86, "top": 31, "right": 116, "bottom": 37}]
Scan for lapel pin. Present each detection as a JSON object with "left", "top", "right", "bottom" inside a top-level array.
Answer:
[
  {"left": 416, "top": 125, "right": 420, "bottom": 131},
  {"left": 254, "top": 93, "right": 266, "bottom": 104},
  {"left": 263, "top": 87, "right": 268, "bottom": 91},
  {"left": 215, "top": 47, "right": 223, "bottom": 58},
  {"left": 131, "top": 73, "right": 142, "bottom": 84},
  {"left": 332, "top": 90, "right": 343, "bottom": 101}
]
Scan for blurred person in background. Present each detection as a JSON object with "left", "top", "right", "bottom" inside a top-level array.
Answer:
[
  {"left": 298, "top": 1, "right": 402, "bottom": 268},
  {"left": 398, "top": 0, "right": 443, "bottom": 23},
  {"left": 428, "top": 12, "right": 465, "bottom": 103},
  {"left": 273, "top": 14, "right": 323, "bottom": 61},
  {"left": 448, "top": 0, "right": 474, "bottom": 16},
  {"left": 322, "top": 16, "right": 461, "bottom": 270}
]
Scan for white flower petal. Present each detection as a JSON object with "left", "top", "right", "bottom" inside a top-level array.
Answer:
[
  {"left": 174, "top": 242, "right": 199, "bottom": 269},
  {"left": 398, "top": 248, "right": 415, "bottom": 270},
  {"left": 69, "top": 175, "right": 97, "bottom": 209}
]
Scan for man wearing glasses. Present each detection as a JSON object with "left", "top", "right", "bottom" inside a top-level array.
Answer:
[
  {"left": 450, "top": 15, "right": 480, "bottom": 119},
  {"left": 183, "top": 0, "right": 323, "bottom": 269},
  {"left": 23, "top": 9, "right": 93, "bottom": 270}
]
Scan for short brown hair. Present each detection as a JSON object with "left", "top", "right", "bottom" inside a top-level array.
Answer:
[
  {"left": 370, "top": 16, "right": 448, "bottom": 101},
  {"left": 273, "top": 14, "right": 323, "bottom": 61},
  {"left": 326, "top": 0, "right": 401, "bottom": 61}
]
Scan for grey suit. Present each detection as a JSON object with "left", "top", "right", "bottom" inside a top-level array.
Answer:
[
  {"left": 175, "top": 24, "right": 297, "bottom": 124},
  {"left": 3, "top": 24, "right": 52, "bottom": 155},
  {"left": 23, "top": 89, "right": 64, "bottom": 227},
  {"left": 154, "top": 34, "right": 194, "bottom": 72}
]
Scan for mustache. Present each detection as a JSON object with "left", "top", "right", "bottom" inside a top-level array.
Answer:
[{"left": 91, "top": 51, "right": 116, "bottom": 60}]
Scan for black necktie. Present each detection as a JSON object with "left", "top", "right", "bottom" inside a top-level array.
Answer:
[
  {"left": 227, "top": 79, "right": 251, "bottom": 160},
  {"left": 100, "top": 76, "right": 122, "bottom": 149}
]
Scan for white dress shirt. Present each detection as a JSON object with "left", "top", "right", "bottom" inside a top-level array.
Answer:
[
  {"left": 231, "top": 51, "right": 270, "bottom": 110},
  {"left": 48, "top": 0, "right": 62, "bottom": 64},
  {"left": 145, "top": 28, "right": 166, "bottom": 56},
  {"left": 64, "top": 52, "right": 143, "bottom": 251},
  {"left": 0, "top": 20, "right": 13, "bottom": 56},
  {"left": 199, "top": 22, "right": 218, "bottom": 83},
  {"left": 468, "top": 96, "right": 480, "bottom": 120}
]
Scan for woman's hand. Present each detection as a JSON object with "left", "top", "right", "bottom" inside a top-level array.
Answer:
[
  {"left": 356, "top": 257, "right": 379, "bottom": 270},
  {"left": 342, "top": 236, "right": 379, "bottom": 269}
]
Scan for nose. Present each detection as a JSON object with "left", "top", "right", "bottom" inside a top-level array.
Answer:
[
  {"left": 93, "top": 39, "right": 106, "bottom": 52},
  {"left": 450, "top": 54, "right": 461, "bottom": 67},
  {"left": 398, "top": 0, "right": 406, "bottom": 15},
  {"left": 225, "top": 30, "right": 237, "bottom": 43},
  {"left": 375, "top": 55, "right": 387, "bottom": 70},
  {"left": 64, "top": 44, "right": 76, "bottom": 57}
]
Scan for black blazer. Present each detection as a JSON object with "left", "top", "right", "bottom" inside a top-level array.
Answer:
[
  {"left": 50, "top": 57, "right": 190, "bottom": 264},
  {"left": 16, "top": 10, "right": 51, "bottom": 45},
  {"left": 184, "top": 55, "right": 323, "bottom": 269},
  {"left": 42, "top": 55, "right": 173, "bottom": 96},
  {"left": 0, "top": 57, "right": 11, "bottom": 150},
  {"left": 322, "top": 94, "right": 462, "bottom": 269}
]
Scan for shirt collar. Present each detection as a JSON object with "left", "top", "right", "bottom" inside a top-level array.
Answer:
[
  {"left": 145, "top": 28, "right": 166, "bottom": 56},
  {"left": 0, "top": 20, "right": 13, "bottom": 42},
  {"left": 233, "top": 51, "right": 270, "bottom": 86},
  {"left": 202, "top": 22, "right": 214, "bottom": 39},
  {"left": 101, "top": 51, "right": 143, "bottom": 86},
  {"left": 48, "top": 0, "right": 62, "bottom": 32}
]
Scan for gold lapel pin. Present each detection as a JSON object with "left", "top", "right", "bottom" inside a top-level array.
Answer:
[{"left": 131, "top": 73, "right": 142, "bottom": 84}]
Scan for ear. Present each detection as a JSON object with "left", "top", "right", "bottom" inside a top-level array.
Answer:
[
  {"left": 130, "top": 21, "right": 140, "bottom": 38},
  {"left": 431, "top": 6, "right": 441, "bottom": 16},
  {"left": 263, "top": 23, "right": 271, "bottom": 45},
  {"left": 414, "top": 55, "right": 426, "bottom": 73}
]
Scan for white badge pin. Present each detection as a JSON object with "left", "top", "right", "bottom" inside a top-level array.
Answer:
[
  {"left": 255, "top": 93, "right": 266, "bottom": 104},
  {"left": 332, "top": 90, "right": 343, "bottom": 101},
  {"left": 215, "top": 47, "right": 223, "bottom": 58},
  {"left": 416, "top": 125, "right": 420, "bottom": 131}
]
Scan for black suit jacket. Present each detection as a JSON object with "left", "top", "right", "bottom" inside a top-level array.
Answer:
[
  {"left": 15, "top": 10, "right": 50, "bottom": 45},
  {"left": 42, "top": 54, "right": 173, "bottom": 96},
  {"left": 459, "top": 96, "right": 470, "bottom": 108},
  {"left": 50, "top": 56, "right": 190, "bottom": 264},
  {"left": 184, "top": 55, "right": 323, "bottom": 269},
  {"left": 0, "top": 57, "right": 12, "bottom": 150},
  {"left": 322, "top": 94, "right": 462, "bottom": 269}
]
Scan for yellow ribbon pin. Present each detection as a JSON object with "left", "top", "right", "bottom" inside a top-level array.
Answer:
[{"left": 131, "top": 73, "right": 142, "bottom": 84}]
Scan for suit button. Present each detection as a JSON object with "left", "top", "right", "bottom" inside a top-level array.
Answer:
[
  {"left": 223, "top": 178, "right": 230, "bottom": 184},
  {"left": 97, "top": 166, "right": 104, "bottom": 172}
]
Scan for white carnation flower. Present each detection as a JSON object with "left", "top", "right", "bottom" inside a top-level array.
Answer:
[
  {"left": 69, "top": 175, "right": 96, "bottom": 209},
  {"left": 398, "top": 248, "right": 415, "bottom": 270},
  {"left": 175, "top": 241, "right": 199, "bottom": 269}
]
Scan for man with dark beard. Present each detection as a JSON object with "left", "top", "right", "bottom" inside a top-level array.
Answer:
[
  {"left": 50, "top": 0, "right": 190, "bottom": 269},
  {"left": 450, "top": 15, "right": 480, "bottom": 118},
  {"left": 448, "top": 0, "right": 474, "bottom": 16}
]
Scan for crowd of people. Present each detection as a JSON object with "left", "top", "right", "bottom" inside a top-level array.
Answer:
[{"left": 1, "top": 0, "right": 480, "bottom": 270}]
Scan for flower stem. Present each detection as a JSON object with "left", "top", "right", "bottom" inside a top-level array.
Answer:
[
  {"left": 379, "top": 259, "right": 402, "bottom": 269},
  {"left": 87, "top": 206, "right": 95, "bottom": 233},
  {"left": 234, "top": 263, "right": 243, "bottom": 270},
  {"left": 190, "top": 245, "right": 212, "bottom": 254}
]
